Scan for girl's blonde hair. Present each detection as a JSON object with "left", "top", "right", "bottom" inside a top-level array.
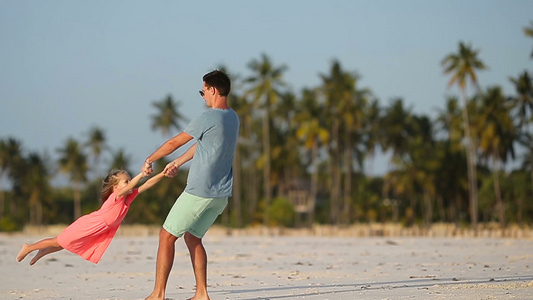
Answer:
[{"left": 101, "top": 170, "right": 128, "bottom": 202}]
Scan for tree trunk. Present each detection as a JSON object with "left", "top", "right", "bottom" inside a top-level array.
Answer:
[
  {"left": 436, "top": 194, "right": 446, "bottom": 222},
  {"left": 233, "top": 146, "right": 242, "bottom": 228},
  {"left": 247, "top": 163, "right": 258, "bottom": 224},
  {"left": 460, "top": 90, "right": 478, "bottom": 230},
  {"left": 74, "top": 187, "right": 81, "bottom": 220},
  {"left": 424, "top": 190, "right": 433, "bottom": 228},
  {"left": 329, "top": 118, "right": 341, "bottom": 224},
  {"left": 263, "top": 111, "right": 271, "bottom": 226},
  {"left": 342, "top": 128, "right": 352, "bottom": 224},
  {"left": 37, "top": 200, "right": 42, "bottom": 225},
  {"left": 309, "top": 138, "right": 318, "bottom": 226},
  {"left": 244, "top": 114, "right": 256, "bottom": 225},
  {"left": 492, "top": 159, "right": 505, "bottom": 228},
  {"left": 30, "top": 191, "right": 42, "bottom": 226}
]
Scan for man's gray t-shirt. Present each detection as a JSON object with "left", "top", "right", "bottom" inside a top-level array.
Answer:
[{"left": 183, "top": 108, "right": 239, "bottom": 198}]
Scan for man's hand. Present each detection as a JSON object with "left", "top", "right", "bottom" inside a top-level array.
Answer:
[
  {"left": 142, "top": 160, "right": 153, "bottom": 175},
  {"left": 164, "top": 161, "right": 179, "bottom": 177}
]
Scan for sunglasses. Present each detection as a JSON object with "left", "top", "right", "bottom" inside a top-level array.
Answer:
[{"left": 199, "top": 87, "right": 211, "bottom": 97}]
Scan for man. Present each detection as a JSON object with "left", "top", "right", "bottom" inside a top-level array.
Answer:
[{"left": 143, "top": 70, "right": 239, "bottom": 300}]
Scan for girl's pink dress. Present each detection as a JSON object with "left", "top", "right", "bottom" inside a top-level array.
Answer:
[{"left": 56, "top": 189, "right": 139, "bottom": 264}]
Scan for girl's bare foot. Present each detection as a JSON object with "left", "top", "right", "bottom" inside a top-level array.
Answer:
[
  {"left": 30, "top": 249, "right": 46, "bottom": 265},
  {"left": 28, "top": 246, "right": 62, "bottom": 265},
  {"left": 16, "top": 244, "right": 31, "bottom": 262}
]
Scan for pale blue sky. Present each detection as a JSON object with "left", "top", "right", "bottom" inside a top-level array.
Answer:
[{"left": 1, "top": 1, "right": 532, "bottom": 179}]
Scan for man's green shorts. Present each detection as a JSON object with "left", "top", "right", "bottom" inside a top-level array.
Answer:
[{"left": 163, "top": 191, "right": 228, "bottom": 238}]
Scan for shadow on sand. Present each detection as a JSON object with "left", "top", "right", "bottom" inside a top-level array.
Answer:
[{"left": 217, "top": 275, "right": 533, "bottom": 300}]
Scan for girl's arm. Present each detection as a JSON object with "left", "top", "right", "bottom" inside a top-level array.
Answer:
[
  {"left": 138, "top": 171, "right": 166, "bottom": 194},
  {"left": 117, "top": 172, "right": 146, "bottom": 198}
]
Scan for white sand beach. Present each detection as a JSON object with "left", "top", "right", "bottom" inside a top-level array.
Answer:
[{"left": 2, "top": 227, "right": 533, "bottom": 300}]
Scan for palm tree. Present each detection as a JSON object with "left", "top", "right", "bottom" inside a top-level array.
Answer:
[
  {"left": 340, "top": 77, "right": 372, "bottom": 224},
  {"left": 380, "top": 98, "right": 415, "bottom": 160},
  {"left": 510, "top": 71, "right": 533, "bottom": 126},
  {"left": 271, "top": 91, "right": 301, "bottom": 197},
  {"left": 151, "top": 94, "right": 188, "bottom": 136},
  {"left": 57, "top": 138, "right": 88, "bottom": 220},
  {"left": 510, "top": 71, "right": 533, "bottom": 196},
  {"left": 362, "top": 99, "right": 381, "bottom": 177},
  {"left": 231, "top": 90, "right": 259, "bottom": 225},
  {"left": 85, "top": 126, "right": 107, "bottom": 178},
  {"left": 436, "top": 97, "right": 469, "bottom": 223},
  {"left": 25, "top": 152, "right": 51, "bottom": 225},
  {"left": 478, "top": 87, "right": 516, "bottom": 227},
  {"left": 380, "top": 99, "right": 422, "bottom": 225},
  {"left": 442, "top": 41, "right": 487, "bottom": 229},
  {"left": 227, "top": 91, "right": 246, "bottom": 228},
  {"left": 296, "top": 88, "right": 329, "bottom": 225},
  {"left": 414, "top": 115, "right": 439, "bottom": 226},
  {"left": 0, "top": 138, "right": 24, "bottom": 218},
  {"left": 319, "top": 60, "right": 357, "bottom": 224},
  {"left": 437, "top": 97, "right": 464, "bottom": 151},
  {"left": 245, "top": 53, "right": 288, "bottom": 225}
]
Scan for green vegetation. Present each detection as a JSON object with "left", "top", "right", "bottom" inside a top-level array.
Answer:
[{"left": 1, "top": 24, "right": 533, "bottom": 231}]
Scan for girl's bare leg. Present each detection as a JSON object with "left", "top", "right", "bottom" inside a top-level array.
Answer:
[
  {"left": 17, "top": 237, "right": 61, "bottom": 263},
  {"left": 30, "top": 246, "right": 63, "bottom": 265}
]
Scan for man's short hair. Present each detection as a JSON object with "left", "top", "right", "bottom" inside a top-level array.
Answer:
[{"left": 203, "top": 70, "right": 231, "bottom": 96}]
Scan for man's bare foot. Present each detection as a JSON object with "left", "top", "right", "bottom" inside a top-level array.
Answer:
[
  {"left": 16, "top": 244, "right": 31, "bottom": 262},
  {"left": 144, "top": 293, "right": 165, "bottom": 300},
  {"left": 188, "top": 295, "right": 210, "bottom": 300}
]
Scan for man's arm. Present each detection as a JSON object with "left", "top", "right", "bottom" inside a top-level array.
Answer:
[
  {"left": 164, "top": 143, "right": 197, "bottom": 177},
  {"left": 142, "top": 131, "right": 194, "bottom": 174}
]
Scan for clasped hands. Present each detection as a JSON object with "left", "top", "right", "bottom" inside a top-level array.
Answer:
[{"left": 142, "top": 161, "right": 179, "bottom": 178}]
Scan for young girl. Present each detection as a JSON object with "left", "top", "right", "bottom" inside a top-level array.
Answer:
[{"left": 17, "top": 169, "right": 165, "bottom": 265}]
